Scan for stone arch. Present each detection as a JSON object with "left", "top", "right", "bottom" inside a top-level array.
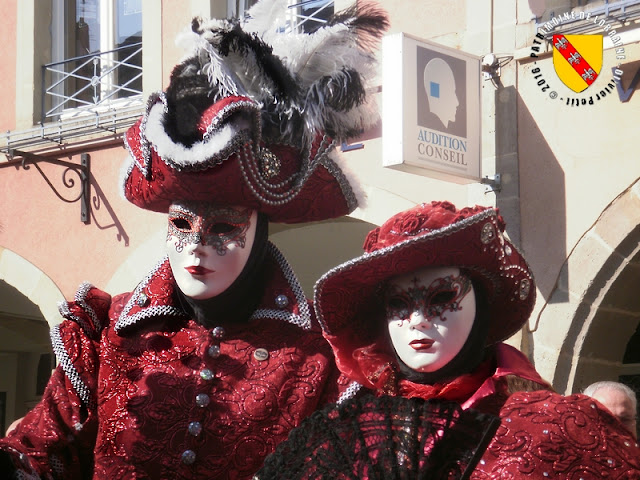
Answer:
[
  {"left": 531, "top": 178, "right": 640, "bottom": 394},
  {"left": 0, "top": 247, "right": 65, "bottom": 329}
]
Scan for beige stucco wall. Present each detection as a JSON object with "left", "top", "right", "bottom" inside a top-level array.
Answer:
[
  {"left": 516, "top": 27, "right": 640, "bottom": 388},
  {"left": 346, "top": 0, "right": 640, "bottom": 391}
]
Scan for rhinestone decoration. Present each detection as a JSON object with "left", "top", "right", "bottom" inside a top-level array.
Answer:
[
  {"left": 182, "top": 450, "right": 196, "bottom": 465},
  {"left": 195, "top": 393, "right": 210, "bottom": 407},
  {"left": 208, "top": 345, "right": 221, "bottom": 358},
  {"left": 137, "top": 293, "right": 149, "bottom": 307},
  {"left": 254, "top": 348, "right": 269, "bottom": 361},
  {"left": 200, "top": 369, "right": 214, "bottom": 381},
  {"left": 480, "top": 223, "right": 495, "bottom": 244},
  {"left": 259, "top": 148, "right": 281, "bottom": 179},
  {"left": 275, "top": 294, "right": 289, "bottom": 308},
  {"left": 504, "top": 244, "right": 512, "bottom": 256},
  {"left": 212, "top": 326, "right": 225, "bottom": 339},
  {"left": 188, "top": 421, "right": 203, "bottom": 437},
  {"left": 519, "top": 279, "right": 531, "bottom": 300}
]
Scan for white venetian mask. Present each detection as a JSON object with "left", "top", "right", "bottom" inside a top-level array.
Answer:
[
  {"left": 166, "top": 201, "right": 257, "bottom": 300},
  {"left": 385, "top": 266, "right": 476, "bottom": 373}
]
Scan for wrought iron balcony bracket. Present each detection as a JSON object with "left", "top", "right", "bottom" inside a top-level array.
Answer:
[
  {"left": 1, "top": 150, "right": 91, "bottom": 224},
  {"left": 480, "top": 173, "right": 502, "bottom": 194}
]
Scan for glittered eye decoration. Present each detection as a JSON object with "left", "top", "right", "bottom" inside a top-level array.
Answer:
[
  {"left": 385, "top": 296, "right": 411, "bottom": 320},
  {"left": 170, "top": 217, "right": 192, "bottom": 231},
  {"left": 385, "top": 274, "right": 472, "bottom": 322},
  {"left": 207, "top": 222, "right": 237, "bottom": 235},
  {"left": 167, "top": 203, "right": 251, "bottom": 255}
]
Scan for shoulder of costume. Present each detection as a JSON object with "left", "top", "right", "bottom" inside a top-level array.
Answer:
[
  {"left": 51, "top": 281, "right": 112, "bottom": 411},
  {"left": 112, "top": 243, "right": 315, "bottom": 334},
  {"left": 56, "top": 282, "right": 113, "bottom": 340},
  {"left": 250, "top": 241, "right": 314, "bottom": 331},
  {"left": 114, "top": 256, "right": 188, "bottom": 334},
  {"left": 492, "top": 342, "right": 550, "bottom": 388},
  {"left": 499, "top": 390, "right": 640, "bottom": 468}
]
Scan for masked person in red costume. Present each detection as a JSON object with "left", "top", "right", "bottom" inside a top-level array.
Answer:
[
  {"left": 0, "top": 2, "right": 388, "bottom": 478},
  {"left": 256, "top": 201, "right": 640, "bottom": 479}
]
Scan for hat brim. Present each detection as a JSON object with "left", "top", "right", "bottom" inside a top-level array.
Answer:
[
  {"left": 314, "top": 209, "right": 535, "bottom": 345},
  {"left": 122, "top": 95, "right": 359, "bottom": 223}
]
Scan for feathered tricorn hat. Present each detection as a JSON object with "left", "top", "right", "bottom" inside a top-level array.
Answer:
[{"left": 122, "top": 0, "right": 389, "bottom": 223}]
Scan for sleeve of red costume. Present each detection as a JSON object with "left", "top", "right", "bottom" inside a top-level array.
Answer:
[
  {"left": 0, "top": 283, "right": 111, "bottom": 479},
  {"left": 475, "top": 390, "right": 640, "bottom": 478}
]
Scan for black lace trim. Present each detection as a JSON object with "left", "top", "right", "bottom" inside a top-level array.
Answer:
[{"left": 255, "top": 394, "right": 500, "bottom": 479}]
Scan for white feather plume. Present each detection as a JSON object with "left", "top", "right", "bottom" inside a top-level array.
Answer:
[{"left": 172, "top": 0, "right": 387, "bottom": 148}]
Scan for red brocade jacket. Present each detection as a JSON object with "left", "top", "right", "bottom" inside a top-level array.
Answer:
[
  {"left": 473, "top": 389, "right": 640, "bottom": 479},
  {"left": 396, "top": 345, "right": 640, "bottom": 478},
  {"left": 0, "top": 243, "right": 343, "bottom": 479},
  {"left": 395, "top": 345, "right": 640, "bottom": 478}
]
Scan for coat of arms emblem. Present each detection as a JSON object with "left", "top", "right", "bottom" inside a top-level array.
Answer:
[{"left": 552, "top": 34, "right": 603, "bottom": 93}]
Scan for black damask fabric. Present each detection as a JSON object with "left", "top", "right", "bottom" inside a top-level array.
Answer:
[{"left": 255, "top": 394, "right": 500, "bottom": 480}]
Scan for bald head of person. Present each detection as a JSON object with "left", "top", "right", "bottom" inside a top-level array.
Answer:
[{"left": 584, "top": 381, "right": 637, "bottom": 439}]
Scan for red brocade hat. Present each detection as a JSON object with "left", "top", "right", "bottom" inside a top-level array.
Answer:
[
  {"left": 122, "top": 93, "right": 359, "bottom": 223},
  {"left": 314, "top": 201, "right": 536, "bottom": 347},
  {"left": 121, "top": 1, "right": 389, "bottom": 224}
]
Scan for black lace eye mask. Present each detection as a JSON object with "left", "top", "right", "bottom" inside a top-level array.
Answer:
[
  {"left": 385, "top": 274, "right": 472, "bottom": 322},
  {"left": 167, "top": 203, "right": 251, "bottom": 255}
]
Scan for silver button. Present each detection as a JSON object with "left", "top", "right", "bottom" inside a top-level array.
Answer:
[
  {"left": 195, "top": 393, "right": 210, "bottom": 407},
  {"left": 480, "top": 222, "right": 495, "bottom": 244},
  {"left": 254, "top": 348, "right": 269, "bottom": 361},
  {"left": 182, "top": 450, "right": 196, "bottom": 465},
  {"left": 137, "top": 293, "right": 149, "bottom": 307},
  {"left": 200, "top": 369, "right": 214, "bottom": 381},
  {"left": 212, "top": 326, "right": 225, "bottom": 339},
  {"left": 188, "top": 421, "right": 202, "bottom": 437},
  {"left": 208, "top": 345, "right": 221, "bottom": 358},
  {"left": 275, "top": 294, "right": 289, "bottom": 308}
]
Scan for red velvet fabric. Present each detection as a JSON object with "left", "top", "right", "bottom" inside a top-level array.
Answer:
[
  {"left": 362, "top": 201, "right": 504, "bottom": 252},
  {"left": 330, "top": 340, "right": 640, "bottom": 478},
  {"left": 0, "top": 252, "right": 342, "bottom": 479},
  {"left": 473, "top": 390, "right": 640, "bottom": 478},
  {"left": 315, "top": 201, "right": 536, "bottom": 345},
  {"left": 123, "top": 95, "right": 355, "bottom": 224}
]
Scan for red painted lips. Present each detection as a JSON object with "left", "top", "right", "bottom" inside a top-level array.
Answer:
[
  {"left": 185, "top": 266, "right": 214, "bottom": 276},
  {"left": 409, "top": 339, "right": 435, "bottom": 351}
]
